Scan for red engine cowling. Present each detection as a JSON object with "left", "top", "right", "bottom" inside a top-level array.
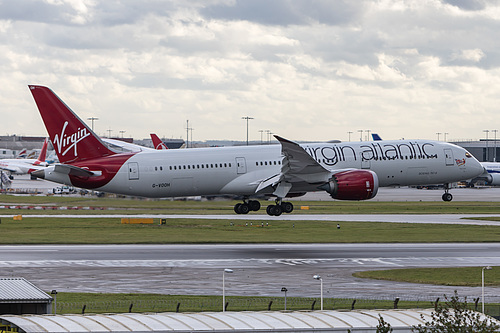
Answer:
[{"left": 319, "top": 170, "right": 379, "bottom": 200}]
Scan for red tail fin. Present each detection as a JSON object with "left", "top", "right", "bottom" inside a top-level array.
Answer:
[
  {"left": 28, "top": 85, "right": 115, "bottom": 164},
  {"left": 34, "top": 138, "right": 48, "bottom": 165},
  {"left": 150, "top": 133, "right": 169, "bottom": 150}
]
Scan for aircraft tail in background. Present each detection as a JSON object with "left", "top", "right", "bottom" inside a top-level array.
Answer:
[
  {"left": 17, "top": 149, "right": 27, "bottom": 158},
  {"left": 150, "top": 133, "right": 169, "bottom": 150},
  {"left": 28, "top": 85, "right": 115, "bottom": 164},
  {"left": 34, "top": 138, "right": 49, "bottom": 166}
]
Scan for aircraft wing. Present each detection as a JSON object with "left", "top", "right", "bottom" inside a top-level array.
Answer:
[
  {"left": 256, "top": 136, "right": 338, "bottom": 196},
  {"left": 0, "top": 164, "right": 19, "bottom": 173},
  {"left": 0, "top": 160, "right": 37, "bottom": 173},
  {"left": 275, "top": 135, "right": 332, "bottom": 184}
]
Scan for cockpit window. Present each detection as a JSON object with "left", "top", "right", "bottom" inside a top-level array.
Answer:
[{"left": 465, "top": 152, "right": 473, "bottom": 158}]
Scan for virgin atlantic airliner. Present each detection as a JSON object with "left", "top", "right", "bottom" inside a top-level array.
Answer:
[{"left": 28, "top": 85, "right": 484, "bottom": 216}]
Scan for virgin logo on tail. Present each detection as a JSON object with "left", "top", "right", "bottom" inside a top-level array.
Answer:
[{"left": 53, "top": 121, "right": 91, "bottom": 157}]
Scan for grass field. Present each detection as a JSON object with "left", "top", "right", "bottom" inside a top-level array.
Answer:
[
  {"left": 353, "top": 267, "right": 500, "bottom": 287},
  {"left": 2, "top": 195, "right": 500, "bottom": 244},
  {"left": 2, "top": 194, "right": 500, "bottom": 214},
  {"left": 53, "top": 292, "right": 440, "bottom": 314},
  {"left": 1, "top": 216, "right": 500, "bottom": 243}
]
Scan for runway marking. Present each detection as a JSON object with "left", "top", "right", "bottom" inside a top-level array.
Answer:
[{"left": 2, "top": 257, "right": 500, "bottom": 268}]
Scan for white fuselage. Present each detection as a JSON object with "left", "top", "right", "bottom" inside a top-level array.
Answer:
[
  {"left": 0, "top": 158, "right": 44, "bottom": 175},
  {"left": 43, "top": 139, "right": 484, "bottom": 198}
]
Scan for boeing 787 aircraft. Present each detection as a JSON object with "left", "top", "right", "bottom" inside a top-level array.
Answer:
[{"left": 28, "top": 85, "right": 484, "bottom": 215}]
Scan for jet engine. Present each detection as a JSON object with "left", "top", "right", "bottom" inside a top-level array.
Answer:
[
  {"left": 319, "top": 169, "right": 379, "bottom": 200},
  {"left": 487, "top": 173, "right": 500, "bottom": 186}
]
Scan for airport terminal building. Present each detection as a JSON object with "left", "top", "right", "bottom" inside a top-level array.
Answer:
[{"left": 452, "top": 139, "right": 500, "bottom": 162}]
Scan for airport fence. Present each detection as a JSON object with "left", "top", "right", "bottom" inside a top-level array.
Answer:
[{"left": 56, "top": 295, "right": 497, "bottom": 315}]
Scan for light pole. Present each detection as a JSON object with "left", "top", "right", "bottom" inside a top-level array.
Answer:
[
  {"left": 313, "top": 274, "right": 323, "bottom": 310},
  {"left": 492, "top": 130, "right": 498, "bottom": 162},
  {"left": 436, "top": 132, "right": 442, "bottom": 141},
  {"left": 444, "top": 132, "right": 449, "bottom": 142},
  {"left": 222, "top": 268, "right": 233, "bottom": 312},
  {"left": 357, "top": 130, "right": 363, "bottom": 141},
  {"left": 281, "top": 287, "right": 288, "bottom": 311},
  {"left": 259, "top": 130, "right": 264, "bottom": 144},
  {"left": 484, "top": 130, "right": 490, "bottom": 162},
  {"left": 482, "top": 266, "right": 492, "bottom": 313},
  {"left": 51, "top": 290, "right": 58, "bottom": 314},
  {"left": 119, "top": 130, "right": 126, "bottom": 138},
  {"left": 365, "top": 129, "right": 371, "bottom": 141},
  {"left": 87, "top": 117, "right": 98, "bottom": 131},
  {"left": 347, "top": 131, "right": 353, "bottom": 141},
  {"left": 242, "top": 116, "right": 254, "bottom": 146}
]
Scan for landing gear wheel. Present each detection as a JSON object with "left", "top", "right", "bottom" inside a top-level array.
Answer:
[
  {"left": 234, "top": 203, "right": 241, "bottom": 214},
  {"left": 442, "top": 193, "right": 453, "bottom": 202},
  {"left": 234, "top": 203, "right": 242, "bottom": 214},
  {"left": 239, "top": 203, "right": 250, "bottom": 214},
  {"left": 234, "top": 203, "right": 250, "bottom": 214},
  {"left": 273, "top": 204, "right": 283, "bottom": 216},
  {"left": 266, "top": 204, "right": 283, "bottom": 216},
  {"left": 248, "top": 200, "right": 261, "bottom": 212},
  {"left": 282, "top": 202, "right": 294, "bottom": 213}
]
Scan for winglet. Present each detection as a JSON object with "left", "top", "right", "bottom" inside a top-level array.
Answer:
[
  {"left": 274, "top": 135, "right": 331, "bottom": 184},
  {"left": 28, "top": 85, "right": 115, "bottom": 164}
]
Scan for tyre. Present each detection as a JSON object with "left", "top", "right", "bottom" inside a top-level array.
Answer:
[
  {"left": 282, "top": 202, "right": 294, "bottom": 213},
  {"left": 239, "top": 203, "right": 250, "bottom": 214},
  {"left": 234, "top": 203, "right": 242, "bottom": 214},
  {"left": 273, "top": 204, "right": 283, "bottom": 216},
  {"left": 442, "top": 193, "right": 453, "bottom": 202},
  {"left": 248, "top": 200, "right": 261, "bottom": 211}
]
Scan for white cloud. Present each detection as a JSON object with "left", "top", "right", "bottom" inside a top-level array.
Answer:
[{"left": 1, "top": 0, "right": 500, "bottom": 142}]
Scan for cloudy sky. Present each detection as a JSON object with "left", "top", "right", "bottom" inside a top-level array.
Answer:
[{"left": 1, "top": 0, "right": 500, "bottom": 143}]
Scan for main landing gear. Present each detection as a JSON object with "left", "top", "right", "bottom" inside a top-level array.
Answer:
[
  {"left": 266, "top": 199, "right": 294, "bottom": 216},
  {"left": 234, "top": 199, "right": 261, "bottom": 214},
  {"left": 442, "top": 183, "right": 453, "bottom": 202},
  {"left": 233, "top": 198, "right": 294, "bottom": 216}
]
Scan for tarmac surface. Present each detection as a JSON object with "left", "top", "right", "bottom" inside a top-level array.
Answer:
[{"left": 2, "top": 243, "right": 500, "bottom": 302}]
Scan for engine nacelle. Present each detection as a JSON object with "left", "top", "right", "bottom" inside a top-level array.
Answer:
[
  {"left": 319, "top": 169, "right": 379, "bottom": 200},
  {"left": 487, "top": 173, "right": 500, "bottom": 186}
]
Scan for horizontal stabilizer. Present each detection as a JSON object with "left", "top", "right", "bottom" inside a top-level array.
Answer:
[
  {"left": 54, "top": 164, "right": 96, "bottom": 177},
  {"left": 32, "top": 164, "right": 95, "bottom": 180}
]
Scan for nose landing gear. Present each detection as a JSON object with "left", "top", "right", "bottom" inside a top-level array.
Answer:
[{"left": 442, "top": 183, "right": 453, "bottom": 202}]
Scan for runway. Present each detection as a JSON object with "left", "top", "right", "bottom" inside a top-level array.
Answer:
[{"left": 2, "top": 243, "right": 500, "bottom": 302}]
